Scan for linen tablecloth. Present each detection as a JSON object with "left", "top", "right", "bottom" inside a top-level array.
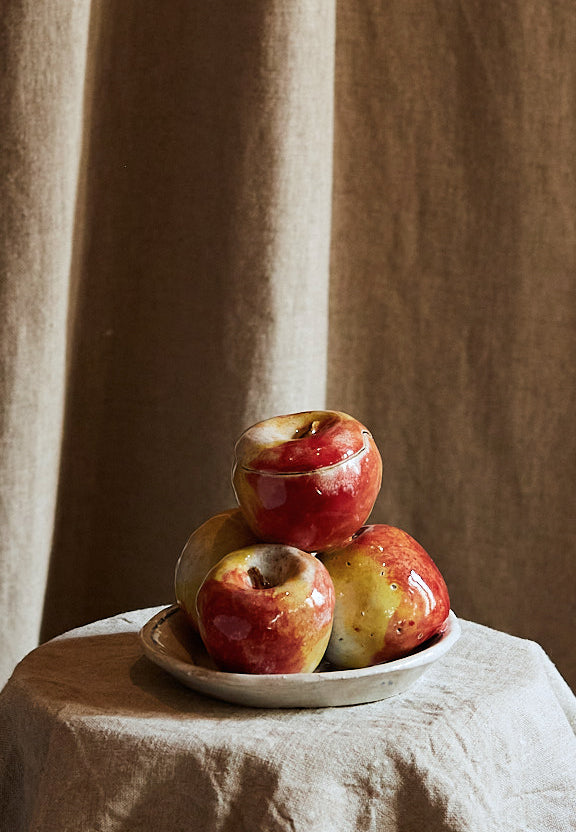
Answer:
[{"left": 1, "top": 606, "right": 575, "bottom": 832}]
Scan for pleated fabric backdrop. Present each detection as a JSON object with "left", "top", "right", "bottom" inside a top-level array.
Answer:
[{"left": 1, "top": 1, "right": 575, "bottom": 691}]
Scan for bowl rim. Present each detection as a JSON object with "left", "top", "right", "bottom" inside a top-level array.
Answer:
[{"left": 140, "top": 605, "right": 461, "bottom": 688}]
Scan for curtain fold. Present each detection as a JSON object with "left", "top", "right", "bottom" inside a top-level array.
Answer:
[
  {"left": 327, "top": 1, "right": 576, "bottom": 688},
  {"left": 37, "top": 0, "right": 335, "bottom": 644},
  {"left": 1, "top": 1, "right": 575, "bottom": 691},
  {"left": 0, "top": 0, "right": 92, "bottom": 687}
]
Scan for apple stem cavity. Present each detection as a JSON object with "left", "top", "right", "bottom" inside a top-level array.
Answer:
[
  {"left": 294, "top": 419, "right": 321, "bottom": 439},
  {"left": 247, "top": 566, "right": 273, "bottom": 590}
]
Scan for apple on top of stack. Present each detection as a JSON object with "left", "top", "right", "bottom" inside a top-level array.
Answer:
[{"left": 175, "top": 411, "right": 450, "bottom": 676}]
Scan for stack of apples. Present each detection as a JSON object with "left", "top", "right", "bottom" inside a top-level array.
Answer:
[{"left": 175, "top": 411, "right": 450, "bottom": 675}]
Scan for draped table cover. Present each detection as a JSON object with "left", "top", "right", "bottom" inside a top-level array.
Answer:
[{"left": 1, "top": 607, "right": 575, "bottom": 832}]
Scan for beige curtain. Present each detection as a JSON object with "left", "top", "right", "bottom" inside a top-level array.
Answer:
[{"left": 1, "top": 1, "right": 575, "bottom": 691}]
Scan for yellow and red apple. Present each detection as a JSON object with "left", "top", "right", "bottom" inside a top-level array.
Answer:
[
  {"left": 232, "top": 410, "right": 383, "bottom": 553},
  {"left": 319, "top": 524, "right": 450, "bottom": 669},
  {"left": 196, "top": 544, "right": 335, "bottom": 674},
  {"left": 175, "top": 508, "right": 259, "bottom": 632}
]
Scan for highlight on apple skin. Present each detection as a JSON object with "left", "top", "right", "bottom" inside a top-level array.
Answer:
[
  {"left": 319, "top": 524, "right": 450, "bottom": 669},
  {"left": 196, "top": 544, "right": 336, "bottom": 674},
  {"left": 175, "top": 508, "right": 259, "bottom": 632},
  {"left": 231, "top": 410, "right": 383, "bottom": 553}
]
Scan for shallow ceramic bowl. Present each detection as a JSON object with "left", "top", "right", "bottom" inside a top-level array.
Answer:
[{"left": 139, "top": 605, "right": 461, "bottom": 708}]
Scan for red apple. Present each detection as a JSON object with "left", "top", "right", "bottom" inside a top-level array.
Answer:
[
  {"left": 319, "top": 524, "right": 450, "bottom": 669},
  {"left": 232, "top": 410, "right": 382, "bottom": 552},
  {"left": 196, "top": 544, "right": 335, "bottom": 674},
  {"left": 175, "top": 508, "right": 259, "bottom": 632}
]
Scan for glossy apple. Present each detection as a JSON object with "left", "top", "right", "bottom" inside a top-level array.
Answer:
[
  {"left": 319, "top": 524, "right": 450, "bottom": 669},
  {"left": 175, "top": 508, "right": 259, "bottom": 632},
  {"left": 196, "top": 544, "right": 335, "bottom": 674},
  {"left": 232, "top": 410, "right": 382, "bottom": 552}
]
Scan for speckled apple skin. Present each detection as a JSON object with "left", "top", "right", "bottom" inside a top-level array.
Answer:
[
  {"left": 232, "top": 411, "right": 383, "bottom": 552},
  {"left": 319, "top": 525, "right": 450, "bottom": 669},
  {"left": 196, "top": 545, "right": 335, "bottom": 674},
  {"left": 175, "top": 508, "right": 259, "bottom": 632}
]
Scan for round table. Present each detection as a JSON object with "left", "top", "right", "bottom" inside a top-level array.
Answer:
[{"left": 1, "top": 606, "right": 575, "bottom": 831}]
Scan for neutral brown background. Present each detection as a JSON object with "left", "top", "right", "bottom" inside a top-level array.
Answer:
[{"left": 1, "top": 1, "right": 575, "bottom": 690}]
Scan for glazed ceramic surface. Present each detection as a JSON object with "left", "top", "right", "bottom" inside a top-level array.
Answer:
[
  {"left": 232, "top": 411, "right": 383, "bottom": 552},
  {"left": 174, "top": 508, "right": 258, "bottom": 631},
  {"left": 196, "top": 544, "right": 335, "bottom": 674},
  {"left": 320, "top": 524, "right": 450, "bottom": 669},
  {"left": 139, "top": 605, "right": 461, "bottom": 708}
]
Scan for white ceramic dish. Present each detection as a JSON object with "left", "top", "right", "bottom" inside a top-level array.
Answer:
[{"left": 139, "top": 605, "right": 461, "bottom": 708}]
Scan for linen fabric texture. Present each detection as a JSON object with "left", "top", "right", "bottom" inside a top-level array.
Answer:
[
  {"left": 1, "top": 0, "right": 576, "bottom": 698},
  {"left": 1, "top": 608, "right": 576, "bottom": 832}
]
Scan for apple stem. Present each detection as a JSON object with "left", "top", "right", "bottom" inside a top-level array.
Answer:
[{"left": 248, "top": 566, "right": 273, "bottom": 590}]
